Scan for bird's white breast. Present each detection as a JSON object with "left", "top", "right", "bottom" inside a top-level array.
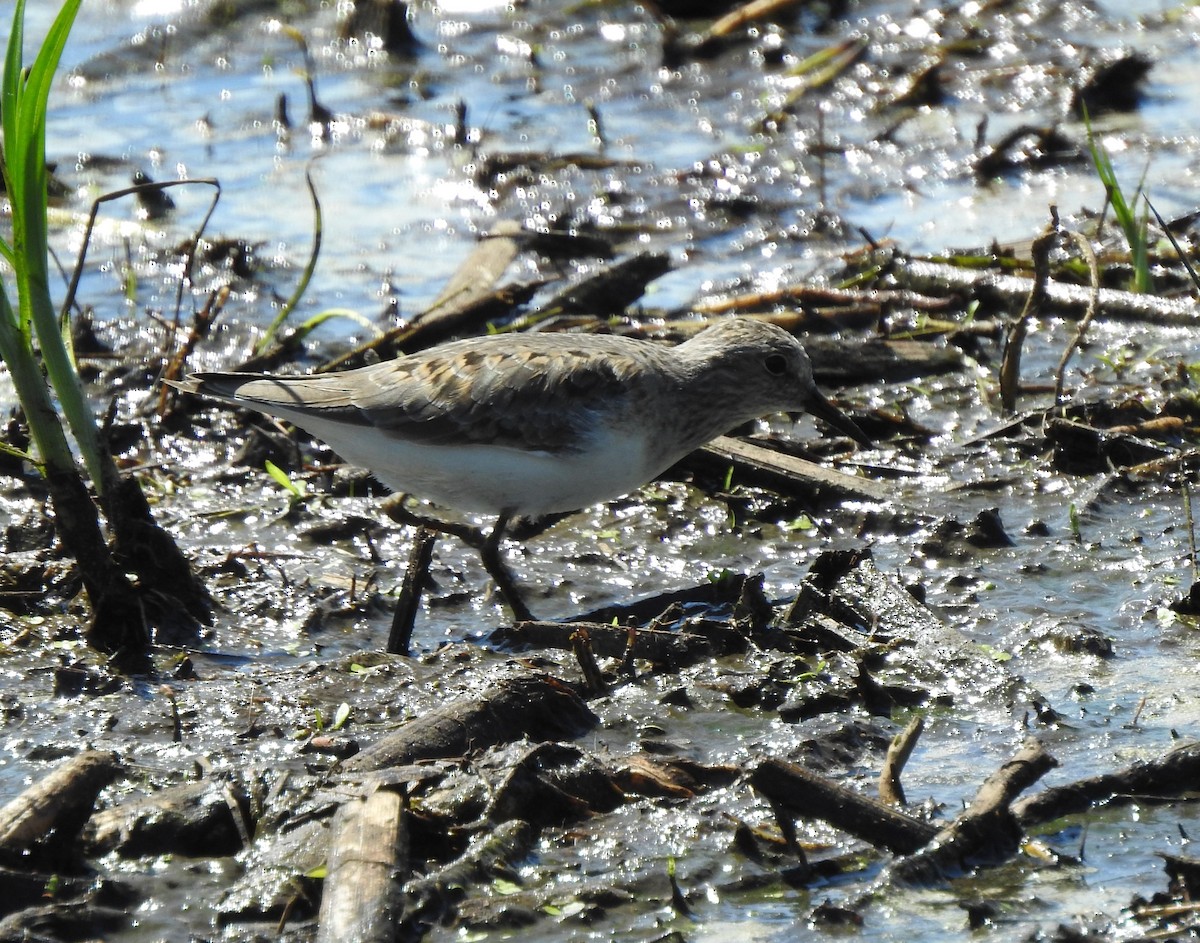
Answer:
[{"left": 286, "top": 410, "right": 658, "bottom": 517}]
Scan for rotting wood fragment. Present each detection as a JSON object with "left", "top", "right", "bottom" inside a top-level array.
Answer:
[
  {"left": 533, "top": 250, "right": 671, "bottom": 317},
  {"left": 1046, "top": 417, "right": 1173, "bottom": 474},
  {"left": 387, "top": 526, "right": 436, "bottom": 656},
  {"left": 613, "top": 754, "right": 738, "bottom": 799},
  {"left": 1013, "top": 739, "right": 1200, "bottom": 828},
  {"left": 320, "top": 220, "right": 533, "bottom": 371},
  {"left": 0, "top": 865, "right": 136, "bottom": 921},
  {"left": 401, "top": 819, "right": 533, "bottom": 934},
  {"left": 0, "top": 750, "right": 119, "bottom": 866},
  {"left": 879, "top": 716, "right": 925, "bottom": 807},
  {"left": 803, "top": 336, "right": 965, "bottom": 385},
  {"left": 570, "top": 626, "right": 608, "bottom": 694},
  {"left": 214, "top": 817, "right": 328, "bottom": 928},
  {"left": 408, "top": 221, "right": 526, "bottom": 329},
  {"left": 1157, "top": 852, "right": 1200, "bottom": 900},
  {"left": 572, "top": 572, "right": 751, "bottom": 626},
  {"left": 687, "top": 435, "right": 891, "bottom": 503},
  {"left": 784, "top": 548, "right": 1043, "bottom": 708},
  {"left": 0, "top": 902, "right": 130, "bottom": 943},
  {"left": 750, "top": 757, "right": 939, "bottom": 856},
  {"left": 974, "top": 124, "right": 1083, "bottom": 179},
  {"left": 888, "top": 257, "right": 1200, "bottom": 327},
  {"left": 315, "top": 785, "right": 408, "bottom": 943},
  {"left": 494, "top": 619, "right": 719, "bottom": 667},
  {"left": 689, "top": 282, "right": 957, "bottom": 320},
  {"left": 82, "top": 777, "right": 253, "bottom": 859},
  {"left": 881, "top": 737, "right": 1056, "bottom": 887},
  {"left": 482, "top": 742, "right": 624, "bottom": 827},
  {"left": 339, "top": 672, "right": 597, "bottom": 773}
]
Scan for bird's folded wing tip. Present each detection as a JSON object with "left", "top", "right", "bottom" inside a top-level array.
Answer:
[{"left": 161, "top": 377, "right": 199, "bottom": 394}]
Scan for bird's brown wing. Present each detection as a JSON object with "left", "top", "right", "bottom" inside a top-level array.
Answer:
[
  {"left": 355, "top": 341, "right": 652, "bottom": 454},
  {"left": 178, "top": 335, "right": 666, "bottom": 454}
]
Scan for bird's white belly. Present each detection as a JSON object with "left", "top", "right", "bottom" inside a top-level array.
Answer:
[{"left": 290, "top": 412, "right": 657, "bottom": 516}]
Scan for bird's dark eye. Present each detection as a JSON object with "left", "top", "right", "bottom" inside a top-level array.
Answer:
[{"left": 764, "top": 353, "right": 789, "bottom": 376}]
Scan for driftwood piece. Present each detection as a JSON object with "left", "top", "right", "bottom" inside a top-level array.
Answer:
[
  {"left": 570, "top": 626, "right": 608, "bottom": 694},
  {"left": 401, "top": 819, "right": 532, "bottom": 933},
  {"left": 804, "top": 336, "right": 965, "bottom": 385},
  {"left": 882, "top": 737, "right": 1056, "bottom": 887},
  {"left": 690, "top": 282, "right": 959, "bottom": 319},
  {"left": 480, "top": 741, "right": 624, "bottom": 827},
  {"left": 571, "top": 572, "right": 752, "bottom": 626},
  {"left": 316, "top": 786, "right": 408, "bottom": 943},
  {"left": 0, "top": 903, "right": 129, "bottom": 943},
  {"left": 340, "top": 672, "right": 597, "bottom": 772},
  {"left": 998, "top": 226, "right": 1054, "bottom": 411},
  {"left": 409, "top": 221, "right": 525, "bottom": 329},
  {"left": 215, "top": 816, "right": 329, "bottom": 927},
  {"left": 878, "top": 716, "right": 925, "bottom": 806},
  {"left": 688, "top": 435, "right": 892, "bottom": 503},
  {"left": 889, "top": 257, "right": 1200, "bottom": 327},
  {"left": 495, "top": 619, "right": 719, "bottom": 667},
  {"left": 82, "top": 777, "right": 252, "bottom": 858},
  {"left": 1014, "top": 739, "right": 1200, "bottom": 828},
  {"left": 0, "top": 865, "right": 135, "bottom": 922},
  {"left": 387, "top": 526, "right": 436, "bottom": 656},
  {"left": 614, "top": 754, "right": 739, "bottom": 799},
  {"left": 534, "top": 250, "right": 671, "bottom": 316},
  {"left": 750, "top": 757, "right": 939, "bottom": 855},
  {"left": 1046, "top": 417, "right": 1173, "bottom": 474},
  {"left": 0, "top": 750, "right": 119, "bottom": 864},
  {"left": 786, "top": 549, "right": 1041, "bottom": 707}
]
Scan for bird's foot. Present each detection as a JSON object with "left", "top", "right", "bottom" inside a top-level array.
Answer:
[{"left": 381, "top": 497, "right": 535, "bottom": 622}]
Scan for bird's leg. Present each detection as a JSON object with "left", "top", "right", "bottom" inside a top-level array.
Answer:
[
  {"left": 481, "top": 513, "right": 535, "bottom": 623},
  {"left": 382, "top": 496, "right": 488, "bottom": 548},
  {"left": 382, "top": 497, "right": 534, "bottom": 622}
]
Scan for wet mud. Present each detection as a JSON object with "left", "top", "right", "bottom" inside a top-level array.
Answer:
[{"left": 3, "top": 0, "right": 1200, "bottom": 940}]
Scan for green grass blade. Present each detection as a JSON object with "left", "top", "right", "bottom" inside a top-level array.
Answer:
[
  {"left": 3, "top": 0, "right": 110, "bottom": 492},
  {"left": 2, "top": 0, "right": 29, "bottom": 330},
  {"left": 13, "top": 0, "right": 82, "bottom": 253},
  {"left": 2, "top": 0, "right": 28, "bottom": 160},
  {"left": 257, "top": 162, "right": 323, "bottom": 353},
  {"left": 1083, "top": 107, "right": 1150, "bottom": 293}
]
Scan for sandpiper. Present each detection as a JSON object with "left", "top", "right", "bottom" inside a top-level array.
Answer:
[{"left": 167, "top": 318, "right": 869, "bottom": 619}]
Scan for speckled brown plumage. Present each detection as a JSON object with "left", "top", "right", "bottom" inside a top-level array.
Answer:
[{"left": 168, "top": 317, "right": 867, "bottom": 517}]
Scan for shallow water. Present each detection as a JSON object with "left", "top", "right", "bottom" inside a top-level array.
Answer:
[{"left": 3, "top": 0, "right": 1200, "bottom": 939}]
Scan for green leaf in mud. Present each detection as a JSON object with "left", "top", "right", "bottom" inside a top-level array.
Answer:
[
  {"left": 976, "top": 643, "right": 1013, "bottom": 663},
  {"left": 264, "top": 460, "right": 305, "bottom": 498},
  {"left": 1068, "top": 503, "right": 1082, "bottom": 542},
  {"left": 545, "top": 900, "right": 586, "bottom": 917},
  {"left": 331, "top": 702, "right": 351, "bottom": 730},
  {"left": 492, "top": 877, "right": 523, "bottom": 895},
  {"left": 794, "top": 658, "right": 828, "bottom": 682}
]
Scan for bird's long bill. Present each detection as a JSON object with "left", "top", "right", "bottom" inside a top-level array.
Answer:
[{"left": 803, "top": 388, "right": 872, "bottom": 447}]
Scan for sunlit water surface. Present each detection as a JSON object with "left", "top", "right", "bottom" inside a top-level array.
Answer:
[{"left": 1, "top": 0, "right": 1200, "bottom": 939}]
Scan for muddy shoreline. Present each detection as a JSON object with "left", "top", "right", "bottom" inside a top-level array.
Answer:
[{"left": 4, "top": 1, "right": 1200, "bottom": 940}]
